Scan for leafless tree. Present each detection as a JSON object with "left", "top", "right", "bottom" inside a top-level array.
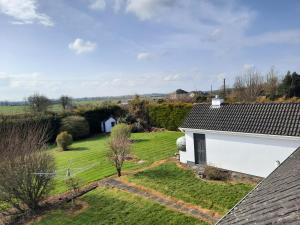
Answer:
[
  {"left": 27, "top": 93, "right": 51, "bottom": 113},
  {"left": 60, "top": 95, "right": 72, "bottom": 111},
  {"left": 0, "top": 121, "right": 55, "bottom": 213},
  {"left": 265, "top": 66, "right": 279, "bottom": 99},
  {"left": 107, "top": 124, "right": 131, "bottom": 177},
  {"left": 233, "top": 68, "right": 264, "bottom": 102}
]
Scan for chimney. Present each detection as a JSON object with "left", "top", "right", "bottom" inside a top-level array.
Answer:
[{"left": 211, "top": 95, "right": 224, "bottom": 108}]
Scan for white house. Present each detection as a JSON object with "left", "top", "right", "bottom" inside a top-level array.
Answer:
[
  {"left": 101, "top": 116, "right": 117, "bottom": 133},
  {"left": 179, "top": 96, "right": 300, "bottom": 177}
]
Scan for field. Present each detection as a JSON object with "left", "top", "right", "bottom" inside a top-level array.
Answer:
[
  {"left": 52, "top": 131, "right": 182, "bottom": 193},
  {"left": 32, "top": 187, "right": 208, "bottom": 225},
  {"left": 127, "top": 162, "right": 254, "bottom": 214}
]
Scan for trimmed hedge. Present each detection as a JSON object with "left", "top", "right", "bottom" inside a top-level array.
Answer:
[
  {"left": 60, "top": 116, "right": 90, "bottom": 140},
  {"left": 0, "top": 114, "right": 61, "bottom": 142},
  {"left": 148, "top": 103, "right": 192, "bottom": 130}
]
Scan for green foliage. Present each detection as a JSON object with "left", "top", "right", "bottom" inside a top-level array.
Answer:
[
  {"left": 128, "top": 95, "right": 149, "bottom": 129},
  {"left": 110, "top": 123, "right": 131, "bottom": 139},
  {"left": 148, "top": 103, "right": 192, "bottom": 130},
  {"left": 32, "top": 187, "right": 206, "bottom": 225},
  {"left": 128, "top": 162, "right": 253, "bottom": 214},
  {"left": 60, "top": 116, "right": 90, "bottom": 139},
  {"left": 203, "top": 166, "right": 231, "bottom": 181},
  {"left": 75, "top": 103, "right": 125, "bottom": 135},
  {"left": 279, "top": 71, "right": 300, "bottom": 97},
  {"left": 0, "top": 114, "right": 61, "bottom": 142},
  {"left": 56, "top": 131, "right": 73, "bottom": 150}
]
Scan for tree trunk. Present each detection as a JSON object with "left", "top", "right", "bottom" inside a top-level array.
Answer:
[{"left": 117, "top": 168, "right": 122, "bottom": 177}]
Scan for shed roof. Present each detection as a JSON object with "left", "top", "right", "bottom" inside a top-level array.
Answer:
[
  {"left": 181, "top": 103, "right": 300, "bottom": 137},
  {"left": 217, "top": 146, "right": 300, "bottom": 225}
]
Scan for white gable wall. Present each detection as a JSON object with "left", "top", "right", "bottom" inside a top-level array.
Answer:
[
  {"left": 180, "top": 130, "right": 300, "bottom": 177},
  {"left": 103, "top": 117, "right": 117, "bottom": 133}
]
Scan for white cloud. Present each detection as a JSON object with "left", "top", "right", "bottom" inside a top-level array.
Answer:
[
  {"left": 243, "top": 64, "right": 255, "bottom": 70},
  {"left": 0, "top": 0, "right": 54, "bottom": 26},
  {"left": 137, "top": 52, "right": 154, "bottom": 60},
  {"left": 113, "top": 0, "right": 125, "bottom": 12},
  {"left": 68, "top": 38, "right": 97, "bottom": 54},
  {"left": 89, "top": 0, "right": 106, "bottom": 11},
  {"left": 163, "top": 74, "right": 181, "bottom": 81}
]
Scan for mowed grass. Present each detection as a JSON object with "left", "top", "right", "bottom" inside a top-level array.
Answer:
[
  {"left": 127, "top": 162, "right": 254, "bottom": 215},
  {"left": 33, "top": 187, "right": 208, "bottom": 225},
  {"left": 52, "top": 131, "right": 182, "bottom": 193}
]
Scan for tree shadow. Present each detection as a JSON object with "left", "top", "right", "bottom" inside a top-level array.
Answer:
[
  {"left": 132, "top": 139, "right": 149, "bottom": 143},
  {"left": 69, "top": 147, "right": 89, "bottom": 151}
]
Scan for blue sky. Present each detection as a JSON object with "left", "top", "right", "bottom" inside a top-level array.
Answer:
[{"left": 0, "top": 0, "right": 299, "bottom": 100}]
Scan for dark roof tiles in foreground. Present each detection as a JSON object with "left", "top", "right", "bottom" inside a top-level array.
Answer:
[
  {"left": 181, "top": 103, "right": 300, "bottom": 137},
  {"left": 217, "top": 147, "right": 300, "bottom": 224}
]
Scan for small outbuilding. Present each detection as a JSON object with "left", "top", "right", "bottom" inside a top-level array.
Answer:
[
  {"left": 179, "top": 96, "right": 300, "bottom": 177},
  {"left": 101, "top": 116, "right": 117, "bottom": 133}
]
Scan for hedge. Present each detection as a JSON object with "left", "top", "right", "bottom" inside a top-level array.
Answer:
[
  {"left": 148, "top": 103, "right": 192, "bottom": 130},
  {"left": 60, "top": 116, "right": 90, "bottom": 140},
  {"left": 0, "top": 114, "right": 61, "bottom": 142}
]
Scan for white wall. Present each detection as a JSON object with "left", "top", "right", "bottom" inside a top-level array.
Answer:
[
  {"left": 180, "top": 131, "right": 300, "bottom": 177},
  {"left": 103, "top": 117, "right": 117, "bottom": 133}
]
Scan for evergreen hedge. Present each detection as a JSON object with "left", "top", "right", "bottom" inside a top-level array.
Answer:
[
  {"left": 60, "top": 116, "right": 90, "bottom": 140},
  {"left": 147, "top": 103, "right": 192, "bottom": 130}
]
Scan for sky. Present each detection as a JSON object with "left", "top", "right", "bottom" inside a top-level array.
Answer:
[{"left": 0, "top": 0, "right": 300, "bottom": 101}]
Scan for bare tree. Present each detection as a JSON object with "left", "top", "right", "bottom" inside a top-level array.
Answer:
[
  {"left": 107, "top": 124, "right": 131, "bottom": 177},
  {"left": 233, "top": 68, "right": 264, "bottom": 102},
  {"left": 27, "top": 93, "right": 51, "bottom": 113},
  {"left": 0, "top": 121, "right": 55, "bottom": 213},
  {"left": 60, "top": 95, "right": 72, "bottom": 111},
  {"left": 265, "top": 66, "right": 279, "bottom": 99}
]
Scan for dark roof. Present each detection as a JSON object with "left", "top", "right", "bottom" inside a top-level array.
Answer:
[
  {"left": 181, "top": 103, "right": 300, "bottom": 137},
  {"left": 217, "top": 147, "right": 300, "bottom": 225}
]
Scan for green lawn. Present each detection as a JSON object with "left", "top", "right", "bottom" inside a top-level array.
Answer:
[
  {"left": 52, "top": 131, "right": 182, "bottom": 193},
  {"left": 33, "top": 187, "right": 207, "bottom": 225},
  {"left": 127, "top": 162, "right": 254, "bottom": 215}
]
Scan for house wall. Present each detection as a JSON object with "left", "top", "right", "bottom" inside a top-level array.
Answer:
[
  {"left": 180, "top": 130, "right": 300, "bottom": 177},
  {"left": 104, "top": 117, "right": 117, "bottom": 133}
]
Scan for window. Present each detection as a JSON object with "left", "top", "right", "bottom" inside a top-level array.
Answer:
[{"left": 111, "top": 122, "right": 115, "bottom": 127}]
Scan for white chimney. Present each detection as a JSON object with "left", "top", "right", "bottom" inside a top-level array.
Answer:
[{"left": 211, "top": 95, "right": 224, "bottom": 108}]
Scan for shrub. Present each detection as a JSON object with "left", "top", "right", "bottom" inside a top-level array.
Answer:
[
  {"left": 203, "top": 166, "right": 231, "bottom": 181},
  {"left": 56, "top": 131, "right": 73, "bottom": 150},
  {"left": 60, "top": 116, "right": 90, "bottom": 139},
  {"left": 111, "top": 123, "right": 131, "bottom": 139}
]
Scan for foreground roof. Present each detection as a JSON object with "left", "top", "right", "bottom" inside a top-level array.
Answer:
[
  {"left": 181, "top": 103, "right": 300, "bottom": 137},
  {"left": 217, "top": 147, "right": 300, "bottom": 224}
]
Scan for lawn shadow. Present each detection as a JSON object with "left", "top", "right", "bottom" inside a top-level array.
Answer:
[
  {"left": 132, "top": 139, "right": 149, "bottom": 143},
  {"left": 69, "top": 147, "right": 89, "bottom": 151}
]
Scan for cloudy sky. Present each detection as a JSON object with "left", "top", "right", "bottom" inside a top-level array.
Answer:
[{"left": 0, "top": 0, "right": 300, "bottom": 100}]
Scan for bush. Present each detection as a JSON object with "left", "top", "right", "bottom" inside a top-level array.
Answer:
[
  {"left": 203, "top": 166, "right": 231, "bottom": 181},
  {"left": 148, "top": 103, "right": 192, "bottom": 130},
  {"left": 56, "top": 131, "right": 73, "bottom": 150},
  {"left": 60, "top": 116, "right": 90, "bottom": 139},
  {"left": 111, "top": 123, "right": 131, "bottom": 139}
]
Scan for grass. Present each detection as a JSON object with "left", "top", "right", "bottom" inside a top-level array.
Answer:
[
  {"left": 52, "top": 131, "right": 182, "bottom": 193},
  {"left": 127, "top": 162, "right": 254, "bottom": 214},
  {"left": 32, "top": 187, "right": 208, "bottom": 225}
]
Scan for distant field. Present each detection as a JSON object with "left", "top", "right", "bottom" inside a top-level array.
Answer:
[{"left": 0, "top": 100, "right": 102, "bottom": 115}]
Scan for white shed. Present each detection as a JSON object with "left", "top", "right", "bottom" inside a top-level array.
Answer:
[
  {"left": 179, "top": 97, "right": 300, "bottom": 177},
  {"left": 101, "top": 116, "right": 117, "bottom": 133}
]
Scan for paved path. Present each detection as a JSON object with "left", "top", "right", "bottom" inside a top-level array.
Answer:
[{"left": 100, "top": 178, "right": 219, "bottom": 225}]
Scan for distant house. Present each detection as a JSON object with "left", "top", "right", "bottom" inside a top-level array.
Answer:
[
  {"left": 168, "top": 89, "right": 189, "bottom": 100},
  {"left": 101, "top": 116, "right": 117, "bottom": 133},
  {"left": 217, "top": 146, "right": 300, "bottom": 224},
  {"left": 179, "top": 96, "right": 300, "bottom": 177}
]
